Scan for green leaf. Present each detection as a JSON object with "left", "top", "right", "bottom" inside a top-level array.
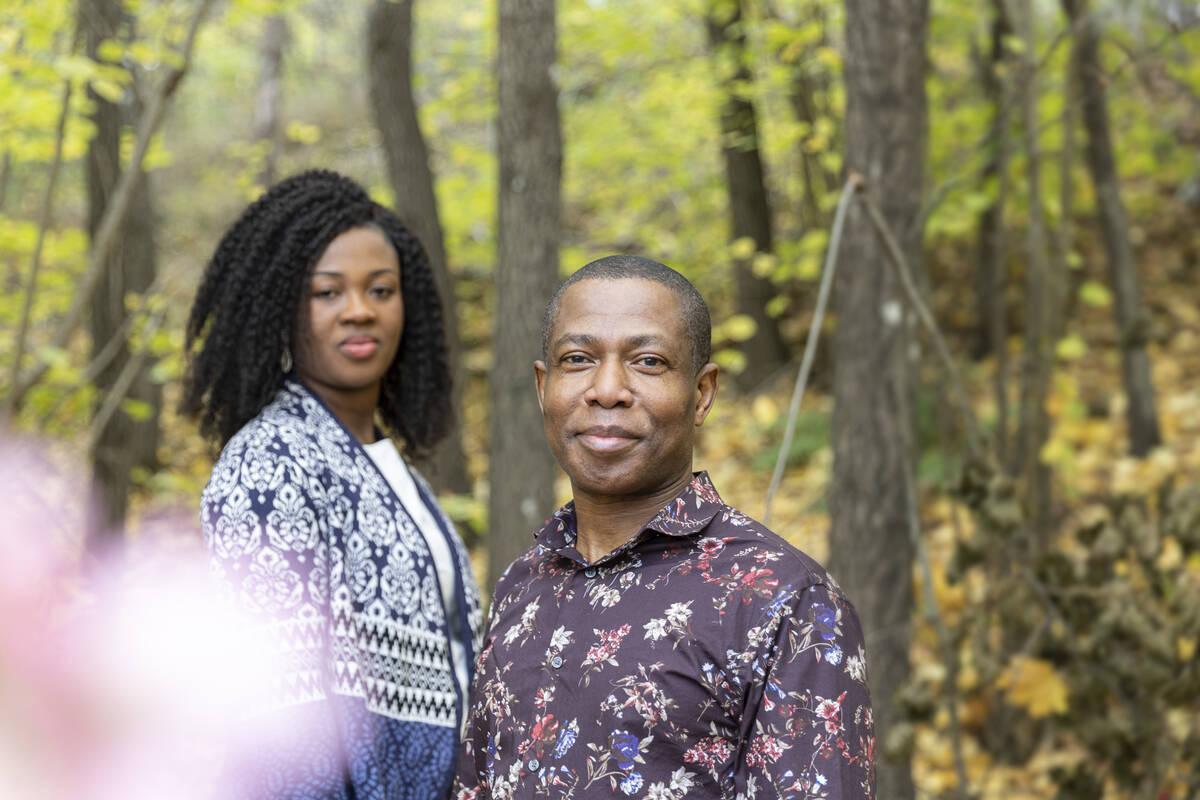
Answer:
[
  {"left": 729, "top": 236, "right": 756, "bottom": 260},
  {"left": 1079, "top": 280, "right": 1112, "bottom": 308},
  {"left": 120, "top": 398, "right": 154, "bottom": 422},
  {"left": 720, "top": 314, "right": 758, "bottom": 343},
  {"left": 1055, "top": 334, "right": 1088, "bottom": 360},
  {"left": 713, "top": 347, "right": 747, "bottom": 374}
]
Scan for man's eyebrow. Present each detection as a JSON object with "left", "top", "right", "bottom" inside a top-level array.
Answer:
[
  {"left": 550, "top": 333, "right": 671, "bottom": 350},
  {"left": 550, "top": 333, "right": 598, "bottom": 350}
]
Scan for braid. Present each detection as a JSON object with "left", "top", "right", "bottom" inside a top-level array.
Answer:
[{"left": 182, "top": 169, "right": 453, "bottom": 451}]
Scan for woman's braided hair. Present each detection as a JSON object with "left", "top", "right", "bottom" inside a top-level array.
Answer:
[{"left": 182, "top": 169, "right": 452, "bottom": 453}]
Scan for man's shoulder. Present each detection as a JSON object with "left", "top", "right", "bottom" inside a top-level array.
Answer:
[{"left": 711, "top": 502, "right": 849, "bottom": 599}]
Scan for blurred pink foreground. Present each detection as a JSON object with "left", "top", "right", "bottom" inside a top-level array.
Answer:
[{"left": 0, "top": 433, "right": 311, "bottom": 800}]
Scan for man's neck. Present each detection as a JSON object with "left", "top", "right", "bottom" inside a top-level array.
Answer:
[{"left": 571, "top": 471, "right": 694, "bottom": 564}]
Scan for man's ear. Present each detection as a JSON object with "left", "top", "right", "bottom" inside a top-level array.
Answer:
[
  {"left": 694, "top": 362, "right": 719, "bottom": 426},
  {"left": 534, "top": 361, "right": 548, "bottom": 414}
]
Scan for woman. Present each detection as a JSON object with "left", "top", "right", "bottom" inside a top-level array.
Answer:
[{"left": 183, "top": 169, "right": 482, "bottom": 799}]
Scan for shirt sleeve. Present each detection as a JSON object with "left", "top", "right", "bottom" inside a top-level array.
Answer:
[{"left": 737, "top": 582, "right": 876, "bottom": 800}]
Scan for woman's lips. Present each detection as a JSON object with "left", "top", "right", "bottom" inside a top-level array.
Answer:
[{"left": 339, "top": 336, "right": 378, "bottom": 359}]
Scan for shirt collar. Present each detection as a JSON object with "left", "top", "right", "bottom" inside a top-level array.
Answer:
[{"left": 534, "top": 471, "right": 725, "bottom": 564}]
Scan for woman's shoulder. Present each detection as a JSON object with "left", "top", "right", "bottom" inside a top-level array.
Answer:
[{"left": 207, "top": 385, "right": 326, "bottom": 482}]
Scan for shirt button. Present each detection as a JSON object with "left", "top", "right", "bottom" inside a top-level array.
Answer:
[
  {"left": 528, "top": 758, "right": 540, "bottom": 771},
  {"left": 550, "top": 655, "right": 564, "bottom": 669},
  {"left": 583, "top": 567, "right": 598, "bottom": 578}
]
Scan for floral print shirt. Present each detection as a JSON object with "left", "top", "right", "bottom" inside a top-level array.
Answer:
[{"left": 454, "top": 472, "right": 875, "bottom": 800}]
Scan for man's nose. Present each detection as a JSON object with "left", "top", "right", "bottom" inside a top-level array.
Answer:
[{"left": 584, "top": 359, "right": 633, "bottom": 408}]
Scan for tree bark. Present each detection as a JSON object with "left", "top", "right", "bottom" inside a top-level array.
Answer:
[
  {"left": 1064, "top": 0, "right": 1162, "bottom": 455},
  {"left": 81, "top": 0, "right": 161, "bottom": 542},
  {"left": 252, "top": 14, "right": 287, "bottom": 188},
  {"left": 367, "top": 0, "right": 472, "bottom": 495},
  {"left": 786, "top": 0, "right": 839, "bottom": 229},
  {"left": 831, "top": 2, "right": 927, "bottom": 798},
  {"left": 1009, "top": 0, "right": 1061, "bottom": 538},
  {"left": 705, "top": 0, "right": 790, "bottom": 391},
  {"left": 975, "top": 0, "right": 1013, "bottom": 466},
  {"left": 488, "top": 0, "right": 561, "bottom": 593}
]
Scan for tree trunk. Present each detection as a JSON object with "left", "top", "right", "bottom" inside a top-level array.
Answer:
[
  {"left": 488, "top": 0, "right": 561, "bottom": 593},
  {"left": 705, "top": 0, "right": 790, "bottom": 391},
  {"left": 82, "top": 0, "right": 161, "bottom": 543},
  {"left": 786, "top": 0, "right": 839, "bottom": 230},
  {"left": 1009, "top": 0, "right": 1061, "bottom": 538},
  {"left": 1064, "top": 0, "right": 1162, "bottom": 456},
  {"left": 367, "top": 0, "right": 472, "bottom": 495},
  {"left": 975, "top": 0, "right": 1014, "bottom": 466},
  {"left": 831, "top": 2, "right": 927, "bottom": 798},
  {"left": 252, "top": 14, "right": 287, "bottom": 188}
]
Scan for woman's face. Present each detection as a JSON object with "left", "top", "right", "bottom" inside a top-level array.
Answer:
[{"left": 292, "top": 226, "right": 404, "bottom": 409}]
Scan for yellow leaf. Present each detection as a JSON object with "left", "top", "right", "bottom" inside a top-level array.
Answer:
[
  {"left": 996, "top": 657, "right": 1069, "bottom": 718},
  {"left": 1079, "top": 280, "right": 1112, "bottom": 308},
  {"left": 766, "top": 295, "right": 790, "bottom": 318},
  {"left": 713, "top": 348, "right": 746, "bottom": 375},
  {"left": 1166, "top": 709, "right": 1191, "bottom": 743},
  {"left": 1055, "top": 334, "right": 1088, "bottom": 360},
  {"left": 729, "top": 236, "right": 756, "bottom": 260},
  {"left": 751, "top": 395, "right": 778, "bottom": 427},
  {"left": 1178, "top": 637, "right": 1197, "bottom": 662},
  {"left": 1156, "top": 537, "right": 1183, "bottom": 571},
  {"left": 721, "top": 314, "right": 757, "bottom": 343},
  {"left": 751, "top": 252, "right": 776, "bottom": 278},
  {"left": 285, "top": 121, "right": 322, "bottom": 144}
]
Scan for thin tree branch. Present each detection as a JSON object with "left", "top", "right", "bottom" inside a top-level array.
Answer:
[
  {"left": 918, "top": 21, "right": 1182, "bottom": 230},
  {"left": 8, "top": 0, "right": 217, "bottom": 411},
  {"left": 38, "top": 277, "right": 165, "bottom": 426},
  {"left": 854, "top": 177, "right": 987, "bottom": 461},
  {"left": 762, "top": 176, "right": 855, "bottom": 526},
  {"left": 87, "top": 305, "right": 166, "bottom": 453},
  {"left": 6, "top": 78, "right": 74, "bottom": 415}
]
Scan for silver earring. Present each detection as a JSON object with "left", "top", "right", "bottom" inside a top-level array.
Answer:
[{"left": 281, "top": 346, "right": 293, "bottom": 373}]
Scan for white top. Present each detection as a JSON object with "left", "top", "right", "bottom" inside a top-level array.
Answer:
[{"left": 362, "top": 438, "right": 469, "bottom": 705}]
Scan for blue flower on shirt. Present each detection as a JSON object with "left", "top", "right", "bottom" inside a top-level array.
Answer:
[
  {"left": 619, "top": 771, "right": 643, "bottom": 795},
  {"left": 823, "top": 644, "right": 844, "bottom": 666},
  {"left": 553, "top": 721, "right": 578, "bottom": 758},
  {"left": 812, "top": 603, "right": 839, "bottom": 640},
  {"left": 610, "top": 731, "right": 639, "bottom": 770}
]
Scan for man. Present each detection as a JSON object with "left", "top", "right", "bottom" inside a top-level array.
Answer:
[{"left": 455, "top": 256, "right": 875, "bottom": 799}]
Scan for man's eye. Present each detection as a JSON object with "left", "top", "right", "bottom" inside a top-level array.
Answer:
[
  {"left": 562, "top": 354, "right": 589, "bottom": 365},
  {"left": 637, "top": 356, "right": 666, "bottom": 368}
]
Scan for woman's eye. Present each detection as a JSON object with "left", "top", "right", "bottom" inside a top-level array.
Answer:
[
  {"left": 313, "top": 288, "right": 337, "bottom": 299},
  {"left": 370, "top": 285, "right": 396, "bottom": 298}
]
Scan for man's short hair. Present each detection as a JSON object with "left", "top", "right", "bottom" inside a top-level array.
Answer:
[{"left": 541, "top": 255, "right": 712, "bottom": 373}]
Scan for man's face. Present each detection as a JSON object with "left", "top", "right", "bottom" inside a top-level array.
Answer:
[{"left": 535, "top": 278, "right": 718, "bottom": 501}]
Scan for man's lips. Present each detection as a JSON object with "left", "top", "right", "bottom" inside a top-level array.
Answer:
[
  {"left": 339, "top": 335, "right": 379, "bottom": 359},
  {"left": 575, "top": 425, "right": 641, "bottom": 453}
]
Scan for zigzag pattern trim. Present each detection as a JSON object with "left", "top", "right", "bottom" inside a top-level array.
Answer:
[{"left": 330, "top": 604, "right": 458, "bottom": 727}]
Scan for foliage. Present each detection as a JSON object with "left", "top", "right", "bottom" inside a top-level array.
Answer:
[{"left": 1, "top": 0, "right": 1199, "bottom": 797}]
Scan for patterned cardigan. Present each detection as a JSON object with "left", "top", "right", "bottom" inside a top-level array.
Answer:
[{"left": 201, "top": 379, "right": 483, "bottom": 799}]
